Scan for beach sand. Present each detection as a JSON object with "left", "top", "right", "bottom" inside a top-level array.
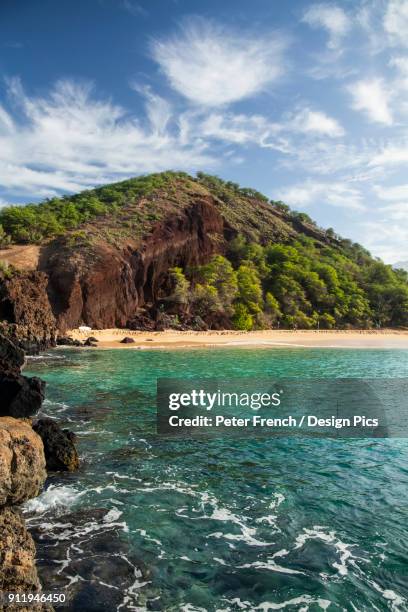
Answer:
[{"left": 66, "top": 328, "right": 408, "bottom": 349}]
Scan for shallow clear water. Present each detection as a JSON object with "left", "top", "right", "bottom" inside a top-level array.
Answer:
[{"left": 24, "top": 348, "right": 408, "bottom": 611}]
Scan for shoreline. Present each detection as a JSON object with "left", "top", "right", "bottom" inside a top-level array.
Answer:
[{"left": 66, "top": 328, "right": 408, "bottom": 349}]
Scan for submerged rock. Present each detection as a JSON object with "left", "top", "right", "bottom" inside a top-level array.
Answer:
[
  {"left": 32, "top": 419, "right": 79, "bottom": 472},
  {"left": 29, "top": 507, "right": 148, "bottom": 611},
  {"left": 0, "top": 417, "right": 47, "bottom": 507}
]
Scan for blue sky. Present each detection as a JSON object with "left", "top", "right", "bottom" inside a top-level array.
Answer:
[{"left": 0, "top": 0, "right": 407, "bottom": 263}]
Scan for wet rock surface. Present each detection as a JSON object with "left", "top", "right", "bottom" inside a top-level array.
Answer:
[{"left": 32, "top": 419, "right": 79, "bottom": 472}]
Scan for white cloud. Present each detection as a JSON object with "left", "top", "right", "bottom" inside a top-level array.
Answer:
[
  {"left": 276, "top": 180, "right": 365, "bottom": 210},
  {"left": 369, "top": 143, "right": 408, "bottom": 166},
  {"left": 390, "top": 56, "right": 408, "bottom": 93},
  {"left": 0, "top": 78, "right": 214, "bottom": 198},
  {"left": 384, "top": 0, "right": 408, "bottom": 47},
  {"left": 150, "top": 17, "right": 287, "bottom": 107},
  {"left": 374, "top": 184, "right": 408, "bottom": 201},
  {"left": 122, "top": 0, "right": 147, "bottom": 17},
  {"left": 302, "top": 3, "right": 350, "bottom": 49},
  {"left": 198, "top": 113, "right": 277, "bottom": 145},
  {"left": 360, "top": 219, "right": 408, "bottom": 263},
  {"left": 288, "top": 108, "right": 344, "bottom": 137},
  {"left": 379, "top": 202, "right": 408, "bottom": 220},
  {"left": 347, "top": 78, "right": 393, "bottom": 125}
]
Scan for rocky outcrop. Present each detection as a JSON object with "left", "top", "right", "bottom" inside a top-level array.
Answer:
[
  {"left": 40, "top": 197, "right": 226, "bottom": 332},
  {"left": 32, "top": 419, "right": 79, "bottom": 472},
  {"left": 0, "top": 507, "right": 42, "bottom": 595},
  {"left": 56, "top": 336, "right": 83, "bottom": 347},
  {"left": 0, "top": 271, "right": 57, "bottom": 353},
  {"left": 120, "top": 337, "right": 135, "bottom": 344},
  {"left": 0, "top": 376, "right": 45, "bottom": 420},
  {"left": 0, "top": 335, "right": 45, "bottom": 419},
  {"left": 0, "top": 418, "right": 49, "bottom": 610},
  {"left": 0, "top": 331, "right": 25, "bottom": 376},
  {"left": 0, "top": 417, "right": 47, "bottom": 507}
]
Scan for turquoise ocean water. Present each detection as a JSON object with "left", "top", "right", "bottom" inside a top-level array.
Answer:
[{"left": 24, "top": 348, "right": 408, "bottom": 611}]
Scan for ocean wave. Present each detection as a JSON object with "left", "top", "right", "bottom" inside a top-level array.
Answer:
[
  {"left": 43, "top": 399, "right": 71, "bottom": 412},
  {"left": 220, "top": 595, "right": 332, "bottom": 610},
  {"left": 26, "top": 353, "right": 66, "bottom": 360},
  {"left": 23, "top": 485, "right": 84, "bottom": 515},
  {"left": 139, "top": 480, "right": 275, "bottom": 547},
  {"left": 293, "top": 526, "right": 359, "bottom": 577}
]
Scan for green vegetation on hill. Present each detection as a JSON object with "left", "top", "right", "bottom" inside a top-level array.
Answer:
[
  {"left": 168, "top": 236, "right": 408, "bottom": 330},
  {"left": 0, "top": 171, "right": 407, "bottom": 329},
  {"left": 0, "top": 172, "right": 186, "bottom": 245}
]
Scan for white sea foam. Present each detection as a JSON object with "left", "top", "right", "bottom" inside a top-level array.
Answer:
[
  {"left": 43, "top": 399, "right": 70, "bottom": 412},
  {"left": 222, "top": 595, "right": 332, "bottom": 610},
  {"left": 269, "top": 493, "right": 285, "bottom": 510},
  {"left": 365, "top": 578, "right": 406, "bottom": 611},
  {"left": 103, "top": 508, "right": 122, "bottom": 522},
  {"left": 135, "top": 528, "right": 162, "bottom": 547},
  {"left": 140, "top": 481, "right": 274, "bottom": 547},
  {"left": 23, "top": 485, "right": 84, "bottom": 514},
  {"left": 294, "top": 526, "right": 358, "bottom": 577},
  {"left": 238, "top": 558, "right": 303, "bottom": 575},
  {"left": 26, "top": 353, "right": 66, "bottom": 360},
  {"left": 213, "top": 557, "right": 227, "bottom": 565}
]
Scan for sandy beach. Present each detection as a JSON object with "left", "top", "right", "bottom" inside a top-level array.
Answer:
[{"left": 66, "top": 328, "right": 408, "bottom": 349}]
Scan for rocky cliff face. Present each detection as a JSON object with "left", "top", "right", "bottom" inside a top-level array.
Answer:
[
  {"left": 0, "top": 507, "right": 47, "bottom": 609},
  {"left": 0, "top": 335, "right": 78, "bottom": 608},
  {"left": 0, "top": 334, "right": 48, "bottom": 607},
  {"left": 0, "top": 334, "right": 45, "bottom": 419},
  {"left": 0, "top": 418, "right": 48, "bottom": 610},
  {"left": 0, "top": 272, "right": 57, "bottom": 352},
  {"left": 0, "top": 417, "right": 47, "bottom": 509},
  {"left": 41, "top": 197, "right": 227, "bottom": 332}
]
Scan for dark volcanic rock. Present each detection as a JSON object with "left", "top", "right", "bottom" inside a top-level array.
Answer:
[
  {"left": 0, "top": 271, "right": 57, "bottom": 353},
  {"left": 32, "top": 418, "right": 79, "bottom": 472},
  {"left": 56, "top": 336, "right": 83, "bottom": 347},
  {"left": 0, "top": 334, "right": 45, "bottom": 419},
  {"left": 0, "top": 332, "right": 25, "bottom": 376},
  {"left": 0, "top": 375, "right": 45, "bottom": 419},
  {"left": 127, "top": 312, "right": 157, "bottom": 331},
  {"left": 83, "top": 338, "right": 98, "bottom": 347},
  {"left": 120, "top": 336, "right": 135, "bottom": 344}
]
